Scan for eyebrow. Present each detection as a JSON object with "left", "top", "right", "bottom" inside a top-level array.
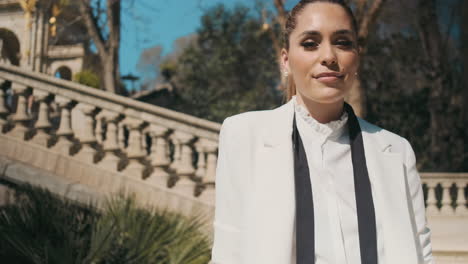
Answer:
[{"left": 298, "top": 29, "right": 354, "bottom": 38}]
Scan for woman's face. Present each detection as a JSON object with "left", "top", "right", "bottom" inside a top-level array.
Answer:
[{"left": 282, "top": 2, "right": 359, "bottom": 104}]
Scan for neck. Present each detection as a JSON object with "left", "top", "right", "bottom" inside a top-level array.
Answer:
[{"left": 295, "top": 94, "right": 344, "bottom": 124}]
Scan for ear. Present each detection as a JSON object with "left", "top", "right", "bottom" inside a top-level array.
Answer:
[{"left": 281, "top": 48, "right": 290, "bottom": 74}]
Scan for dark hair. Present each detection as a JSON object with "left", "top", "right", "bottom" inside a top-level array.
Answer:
[
  {"left": 282, "top": 0, "right": 359, "bottom": 100},
  {"left": 283, "top": 0, "right": 358, "bottom": 50}
]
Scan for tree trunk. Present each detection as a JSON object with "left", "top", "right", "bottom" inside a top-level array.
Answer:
[
  {"left": 349, "top": 0, "right": 386, "bottom": 117},
  {"left": 79, "top": 0, "right": 121, "bottom": 94},
  {"left": 417, "top": 0, "right": 451, "bottom": 171},
  {"left": 462, "top": 0, "right": 468, "bottom": 124},
  {"left": 102, "top": 53, "right": 118, "bottom": 94},
  {"left": 345, "top": 79, "right": 365, "bottom": 117}
]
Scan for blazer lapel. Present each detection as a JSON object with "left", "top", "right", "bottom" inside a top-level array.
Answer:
[{"left": 247, "top": 100, "right": 296, "bottom": 264}]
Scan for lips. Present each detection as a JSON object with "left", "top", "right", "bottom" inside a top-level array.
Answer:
[{"left": 314, "top": 72, "right": 344, "bottom": 83}]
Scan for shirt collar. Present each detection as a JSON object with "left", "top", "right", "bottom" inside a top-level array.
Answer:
[{"left": 292, "top": 95, "right": 348, "bottom": 140}]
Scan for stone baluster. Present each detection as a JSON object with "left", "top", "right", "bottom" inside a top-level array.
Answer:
[
  {"left": 95, "top": 116, "right": 104, "bottom": 144},
  {"left": 194, "top": 143, "right": 207, "bottom": 180},
  {"left": 141, "top": 128, "right": 148, "bottom": 154},
  {"left": 169, "top": 135, "right": 181, "bottom": 173},
  {"left": 51, "top": 96, "right": 74, "bottom": 155},
  {"left": 440, "top": 181, "right": 454, "bottom": 214},
  {"left": 74, "top": 103, "right": 97, "bottom": 163},
  {"left": 0, "top": 78, "right": 9, "bottom": 129},
  {"left": 118, "top": 122, "right": 126, "bottom": 152},
  {"left": 122, "top": 118, "right": 146, "bottom": 178},
  {"left": 147, "top": 124, "right": 171, "bottom": 186},
  {"left": 9, "top": 83, "right": 30, "bottom": 139},
  {"left": 172, "top": 131, "right": 196, "bottom": 194},
  {"left": 98, "top": 110, "right": 121, "bottom": 171},
  {"left": 455, "top": 180, "right": 468, "bottom": 216},
  {"left": 425, "top": 180, "right": 439, "bottom": 215},
  {"left": 204, "top": 143, "right": 218, "bottom": 184},
  {"left": 30, "top": 89, "right": 51, "bottom": 146},
  {"left": 198, "top": 140, "right": 218, "bottom": 203}
]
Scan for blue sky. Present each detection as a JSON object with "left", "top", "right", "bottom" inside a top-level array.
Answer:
[
  {"left": 119, "top": 0, "right": 298, "bottom": 89},
  {"left": 120, "top": 0, "right": 261, "bottom": 80}
]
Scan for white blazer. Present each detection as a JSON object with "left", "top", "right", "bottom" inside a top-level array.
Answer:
[{"left": 211, "top": 99, "right": 433, "bottom": 264}]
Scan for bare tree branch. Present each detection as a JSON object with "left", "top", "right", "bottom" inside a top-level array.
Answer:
[
  {"left": 78, "top": 0, "right": 107, "bottom": 56},
  {"left": 273, "top": 0, "right": 287, "bottom": 27},
  {"left": 106, "top": 0, "right": 120, "bottom": 51},
  {"left": 355, "top": 0, "right": 367, "bottom": 23},
  {"left": 358, "top": 0, "right": 386, "bottom": 51}
]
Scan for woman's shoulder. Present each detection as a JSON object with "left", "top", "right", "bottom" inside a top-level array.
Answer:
[
  {"left": 223, "top": 109, "right": 272, "bottom": 128},
  {"left": 357, "top": 117, "right": 413, "bottom": 156},
  {"left": 221, "top": 104, "right": 287, "bottom": 133}
]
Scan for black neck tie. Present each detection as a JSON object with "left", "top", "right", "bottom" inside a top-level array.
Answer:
[{"left": 293, "top": 102, "right": 378, "bottom": 264}]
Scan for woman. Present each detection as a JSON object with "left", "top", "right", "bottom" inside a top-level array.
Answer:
[{"left": 211, "top": 0, "right": 433, "bottom": 263}]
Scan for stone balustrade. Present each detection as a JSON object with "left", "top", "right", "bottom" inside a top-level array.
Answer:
[
  {"left": 1, "top": 64, "right": 468, "bottom": 213},
  {"left": 0, "top": 63, "right": 220, "bottom": 204},
  {"left": 421, "top": 173, "right": 468, "bottom": 216}
]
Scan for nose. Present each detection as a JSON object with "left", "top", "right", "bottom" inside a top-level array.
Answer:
[{"left": 319, "top": 43, "right": 337, "bottom": 66}]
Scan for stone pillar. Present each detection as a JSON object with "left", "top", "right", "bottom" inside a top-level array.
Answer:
[
  {"left": 51, "top": 96, "right": 74, "bottom": 155},
  {"left": 440, "top": 181, "right": 454, "bottom": 215},
  {"left": 198, "top": 140, "right": 218, "bottom": 203},
  {"left": 98, "top": 110, "right": 121, "bottom": 172},
  {"left": 456, "top": 180, "right": 468, "bottom": 216},
  {"left": 74, "top": 103, "right": 97, "bottom": 163},
  {"left": 30, "top": 89, "right": 51, "bottom": 146},
  {"left": 0, "top": 78, "right": 9, "bottom": 129},
  {"left": 122, "top": 118, "right": 146, "bottom": 178},
  {"left": 147, "top": 124, "right": 171, "bottom": 186},
  {"left": 95, "top": 117, "right": 104, "bottom": 144},
  {"left": 118, "top": 122, "right": 126, "bottom": 152},
  {"left": 426, "top": 180, "right": 439, "bottom": 216},
  {"left": 173, "top": 131, "right": 196, "bottom": 194},
  {"left": 169, "top": 135, "right": 181, "bottom": 173},
  {"left": 9, "top": 83, "right": 30, "bottom": 139},
  {"left": 194, "top": 143, "right": 207, "bottom": 180}
]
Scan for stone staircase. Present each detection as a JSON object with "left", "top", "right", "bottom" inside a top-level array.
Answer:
[{"left": 0, "top": 63, "right": 467, "bottom": 263}]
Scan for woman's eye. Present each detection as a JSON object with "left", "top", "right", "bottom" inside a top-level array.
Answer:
[
  {"left": 336, "top": 40, "right": 353, "bottom": 47},
  {"left": 300, "top": 41, "right": 318, "bottom": 49}
]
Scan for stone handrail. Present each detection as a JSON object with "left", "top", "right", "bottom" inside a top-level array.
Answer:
[
  {"left": 421, "top": 173, "right": 468, "bottom": 216},
  {"left": 0, "top": 63, "right": 220, "bottom": 203}
]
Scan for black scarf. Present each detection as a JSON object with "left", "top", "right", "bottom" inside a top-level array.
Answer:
[{"left": 293, "top": 102, "right": 377, "bottom": 264}]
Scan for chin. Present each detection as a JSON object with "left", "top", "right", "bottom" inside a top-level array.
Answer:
[{"left": 302, "top": 86, "right": 347, "bottom": 104}]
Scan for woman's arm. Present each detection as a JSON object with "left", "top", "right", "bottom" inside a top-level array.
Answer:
[
  {"left": 403, "top": 138, "right": 434, "bottom": 264},
  {"left": 211, "top": 117, "right": 243, "bottom": 264}
]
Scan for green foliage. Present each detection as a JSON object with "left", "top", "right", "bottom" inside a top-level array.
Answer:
[
  {"left": 85, "top": 196, "right": 211, "bottom": 264},
  {"left": 362, "top": 31, "right": 467, "bottom": 171},
  {"left": 0, "top": 184, "right": 97, "bottom": 264},
  {"left": 74, "top": 70, "right": 101, "bottom": 89},
  {"left": 0, "top": 184, "right": 211, "bottom": 264},
  {"left": 169, "top": 4, "right": 283, "bottom": 122}
]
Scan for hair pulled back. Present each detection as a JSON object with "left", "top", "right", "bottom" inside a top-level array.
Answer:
[{"left": 282, "top": 0, "right": 359, "bottom": 100}]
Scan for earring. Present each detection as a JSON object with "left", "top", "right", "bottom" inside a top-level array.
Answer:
[
  {"left": 284, "top": 71, "right": 289, "bottom": 78},
  {"left": 355, "top": 72, "right": 358, "bottom": 76}
]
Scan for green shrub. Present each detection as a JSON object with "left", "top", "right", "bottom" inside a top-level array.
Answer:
[
  {"left": 0, "top": 184, "right": 211, "bottom": 264},
  {"left": 74, "top": 70, "right": 100, "bottom": 88},
  {"left": 85, "top": 196, "right": 211, "bottom": 264},
  {"left": 0, "top": 184, "right": 98, "bottom": 264}
]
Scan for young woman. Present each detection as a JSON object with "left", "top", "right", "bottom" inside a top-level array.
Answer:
[{"left": 211, "top": 1, "right": 433, "bottom": 263}]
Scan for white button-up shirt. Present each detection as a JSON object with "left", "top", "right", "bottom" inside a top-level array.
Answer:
[{"left": 291, "top": 96, "right": 385, "bottom": 264}]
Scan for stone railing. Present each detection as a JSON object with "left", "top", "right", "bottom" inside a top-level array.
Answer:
[
  {"left": 421, "top": 173, "right": 468, "bottom": 216},
  {"left": 0, "top": 63, "right": 220, "bottom": 206}
]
